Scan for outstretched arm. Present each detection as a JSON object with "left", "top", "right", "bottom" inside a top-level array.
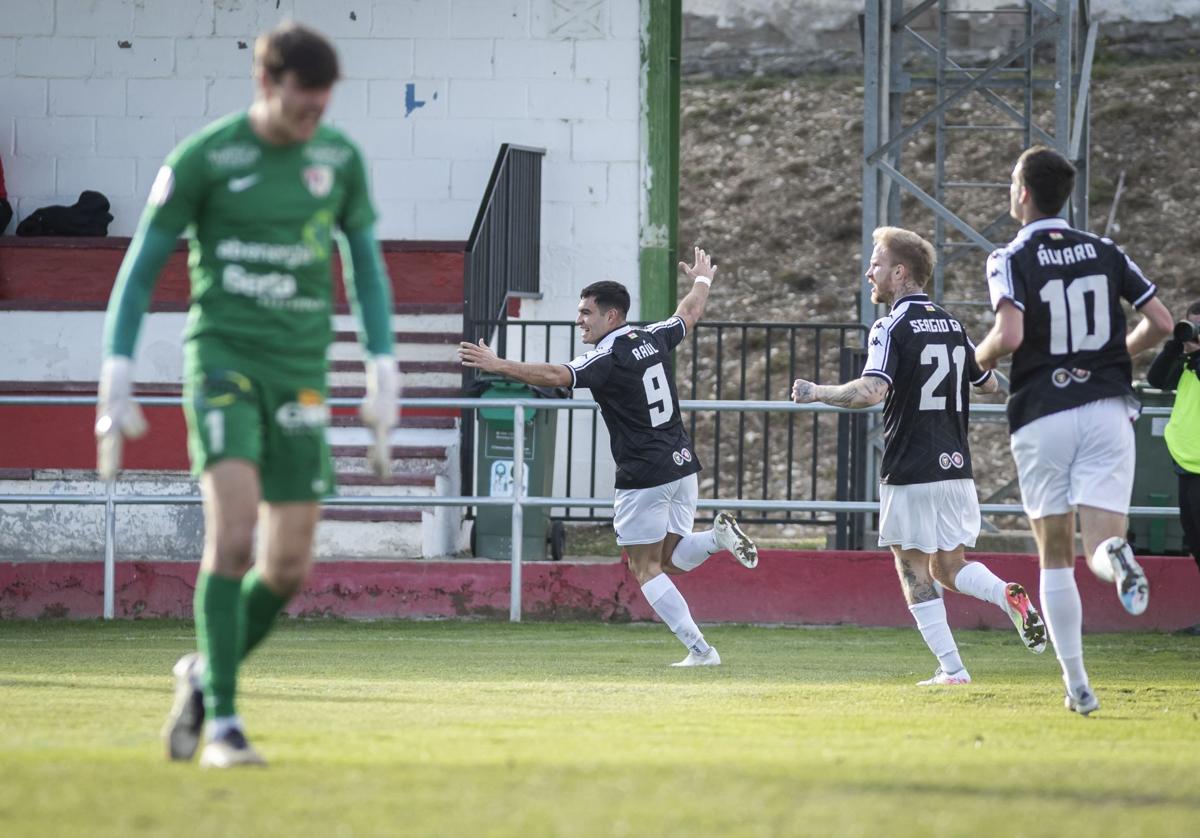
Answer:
[
  {"left": 673, "top": 246, "right": 716, "bottom": 333},
  {"left": 458, "top": 339, "right": 573, "bottom": 388},
  {"left": 791, "top": 375, "right": 889, "bottom": 409}
]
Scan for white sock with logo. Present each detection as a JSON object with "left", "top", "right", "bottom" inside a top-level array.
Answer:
[
  {"left": 669, "top": 529, "right": 719, "bottom": 571},
  {"left": 953, "top": 561, "right": 1009, "bottom": 610},
  {"left": 908, "top": 599, "right": 965, "bottom": 674},
  {"left": 1040, "top": 566, "right": 1089, "bottom": 694},
  {"left": 641, "top": 573, "right": 710, "bottom": 654}
]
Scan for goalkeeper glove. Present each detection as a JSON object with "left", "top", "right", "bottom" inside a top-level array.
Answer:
[
  {"left": 95, "top": 356, "right": 148, "bottom": 481},
  {"left": 361, "top": 355, "right": 400, "bottom": 478}
]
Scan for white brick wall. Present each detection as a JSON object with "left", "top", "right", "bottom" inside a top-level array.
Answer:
[
  {"left": 55, "top": 0, "right": 135, "bottom": 38},
  {"left": 1, "top": 0, "right": 646, "bottom": 321},
  {"left": 135, "top": 0, "right": 217, "bottom": 39},
  {"left": 49, "top": 79, "right": 126, "bottom": 117},
  {"left": 0, "top": 39, "right": 15, "bottom": 77},
  {"left": 494, "top": 40, "right": 573, "bottom": 79},
  {"left": 93, "top": 38, "right": 174, "bottom": 79},
  {"left": 3, "top": 3, "right": 54, "bottom": 36}
]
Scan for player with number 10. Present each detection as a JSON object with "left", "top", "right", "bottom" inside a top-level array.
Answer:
[
  {"left": 458, "top": 248, "right": 758, "bottom": 666},
  {"left": 975, "top": 145, "right": 1173, "bottom": 715}
]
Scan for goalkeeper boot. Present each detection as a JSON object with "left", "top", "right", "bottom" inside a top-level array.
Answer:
[
  {"left": 671, "top": 646, "right": 721, "bottom": 667},
  {"left": 199, "top": 727, "right": 267, "bottom": 769},
  {"left": 1065, "top": 685, "right": 1100, "bottom": 716},
  {"left": 161, "top": 652, "right": 205, "bottom": 761},
  {"left": 917, "top": 667, "right": 971, "bottom": 686},
  {"left": 1003, "top": 583, "right": 1047, "bottom": 653},
  {"left": 713, "top": 512, "right": 758, "bottom": 569}
]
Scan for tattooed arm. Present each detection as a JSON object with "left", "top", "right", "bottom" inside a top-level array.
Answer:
[{"left": 791, "top": 375, "right": 889, "bottom": 409}]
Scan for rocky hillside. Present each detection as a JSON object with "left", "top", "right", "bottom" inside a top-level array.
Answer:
[{"left": 676, "top": 56, "right": 1198, "bottom": 507}]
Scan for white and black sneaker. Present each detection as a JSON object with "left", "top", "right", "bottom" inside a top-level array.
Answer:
[
  {"left": 671, "top": 646, "right": 721, "bottom": 667},
  {"left": 1065, "top": 686, "right": 1100, "bottom": 716},
  {"left": 161, "top": 652, "right": 205, "bottom": 761},
  {"left": 1089, "top": 537, "right": 1149, "bottom": 616},
  {"left": 713, "top": 512, "right": 758, "bottom": 569},
  {"left": 916, "top": 667, "right": 971, "bottom": 686},
  {"left": 199, "top": 727, "right": 267, "bottom": 768}
]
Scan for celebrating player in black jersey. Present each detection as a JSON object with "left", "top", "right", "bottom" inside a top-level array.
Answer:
[
  {"left": 975, "top": 146, "right": 1173, "bottom": 715},
  {"left": 459, "top": 248, "right": 758, "bottom": 666},
  {"left": 793, "top": 227, "right": 1047, "bottom": 685}
]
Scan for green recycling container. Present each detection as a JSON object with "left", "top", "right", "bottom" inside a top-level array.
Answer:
[
  {"left": 472, "top": 379, "right": 560, "bottom": 560},
  {"left": 1128, "top": 386, "right": 1185, "bottom": 555}
]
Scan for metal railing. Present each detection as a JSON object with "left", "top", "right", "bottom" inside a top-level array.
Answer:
[
  {"left": 461, "top": 143, "right": 545, "bottom": 505},
  {"left": 463, "top": 319, "right": 870, "bottom": 528},
  {"left": 462, "top": 143, "right": 545, "bottom": 354},
  {"left": 0, "top": 394, "right": 1179, "bottom": 622}
]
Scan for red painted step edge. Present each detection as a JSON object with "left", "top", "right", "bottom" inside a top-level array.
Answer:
[
  {"left": 0, "top": 239, "right": 465, "bottom": 308},
  {"left": 3, "top": 552, "right": 1197, "bottom": 629}
]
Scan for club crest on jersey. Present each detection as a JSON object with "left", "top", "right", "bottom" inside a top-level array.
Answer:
[
  {"left": 1052, "top": 367, "right": 1092, "bottom": 388},
  {"left": 303, "top": 165, "right": 333, "bottom": 198},
  {"left": 938, "top": 452, "right": 962, "bottom": 470}
]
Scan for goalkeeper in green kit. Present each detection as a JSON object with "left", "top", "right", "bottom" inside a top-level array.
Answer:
[{"left": 97, "top": 22, "right": 398, "bottom": 768}]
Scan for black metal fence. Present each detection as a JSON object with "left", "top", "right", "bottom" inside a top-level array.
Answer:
[
  {"left": 461, "top": 143, "right": 545, "bottom": 497},
  {"left": 467, "top": 318, "right": 870, "bottom": 538},
  {"left": 462, "top": 143, "right": 545, "bottom": 351}
]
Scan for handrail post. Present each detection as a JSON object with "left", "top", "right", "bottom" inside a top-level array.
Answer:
[
  {"left": 103, "top": 480, "right": 116, "bottom": 620},
  {"left": 509, "top": 403, "right": 525, "bottom": 622}
]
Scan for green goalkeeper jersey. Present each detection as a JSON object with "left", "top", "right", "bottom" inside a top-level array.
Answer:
[{"left": 143, "top": 111, "right": 376, "bottom": 378}]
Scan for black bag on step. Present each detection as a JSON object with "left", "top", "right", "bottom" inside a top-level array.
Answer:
[{"left": 16, "top": 190, "right": 113, "bottom": 236}]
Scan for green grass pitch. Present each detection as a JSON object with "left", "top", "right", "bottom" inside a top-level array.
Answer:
[{"left": 1, "top": 620, "right": 1198, "bottom": 837}]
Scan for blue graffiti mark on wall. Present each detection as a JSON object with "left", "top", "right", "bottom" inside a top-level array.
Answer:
[{"left": 405, "top": 83, "right": 437, "bottom": 117}]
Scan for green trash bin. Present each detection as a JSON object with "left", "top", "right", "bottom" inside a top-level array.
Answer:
[
  {"left": 1128, "top": 386, "right": 1185, "bottom": 555},
  {"left": 471, "top": 378, "right": 566, "bottom": 561}
]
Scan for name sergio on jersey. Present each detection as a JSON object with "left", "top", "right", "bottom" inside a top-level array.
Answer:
[
  {"left": 909, "top": 318, "right": 963, "bottom": 335},
  {"left": 1036, "top": 241, "right": 1098, "bottom": 268}
]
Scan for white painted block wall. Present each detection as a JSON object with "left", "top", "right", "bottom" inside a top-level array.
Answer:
[{"left": 0, "top": 0, "right": 645, "bottom": 323}]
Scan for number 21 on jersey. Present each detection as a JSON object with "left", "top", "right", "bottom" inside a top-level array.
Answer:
[{"left": 919, "top": 344, "right": 965, "bottom": 411}]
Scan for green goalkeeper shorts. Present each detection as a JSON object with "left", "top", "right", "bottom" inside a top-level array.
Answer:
[{"left": 182, "top": 356, "right": 335, "bottom": 502}]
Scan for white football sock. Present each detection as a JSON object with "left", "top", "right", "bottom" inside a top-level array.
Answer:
[
  {"left": 206, "top": 715, "right": 243, "bottom": 741},
  {"left": 953, "top": 561, "right": 1009, "bottom": 609},
  {"left": 669, "top": 529, "right": 719, "bottom": 571},
  {"left": 1040, "top": 567, "right": 1089, "bottom": 694},
  {"left": 908, "top": 598, "right": 965, "bottom": 674},
  {"left": 641, "top": 573, "right": 710, "bottom": 654}
]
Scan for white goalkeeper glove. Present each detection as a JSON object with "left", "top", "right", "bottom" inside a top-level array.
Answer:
[
  {"left": 361, "top": 354, "right": 400, "bottom": 478},
  {"left": 95, "top": 356, "right": 148, "bottom": 481}
]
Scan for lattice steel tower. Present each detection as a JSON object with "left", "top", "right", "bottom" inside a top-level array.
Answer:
[{"left": 860, "top": 0, "right": 1097, "bottom": 327}]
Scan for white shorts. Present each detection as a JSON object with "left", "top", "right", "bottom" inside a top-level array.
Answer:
[
  {"left": 1010, "top": 396, "right": 1136, "bottom": 519},
  {"left": 613, "top": 474, "right": 699, "bottom": 546},
  {"left": 878, "top": 479, "right": 981, "bottom": 554}
]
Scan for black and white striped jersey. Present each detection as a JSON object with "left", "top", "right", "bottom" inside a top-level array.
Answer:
[
  {"left": 987, "top": 218, "right": 1157, "bottom": 432},
  {"left": 564, "top": 316, "right": 702, "bottom": 490},
  {"left": 862, "top": 294, "right": 991, "bottom": 485}
]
